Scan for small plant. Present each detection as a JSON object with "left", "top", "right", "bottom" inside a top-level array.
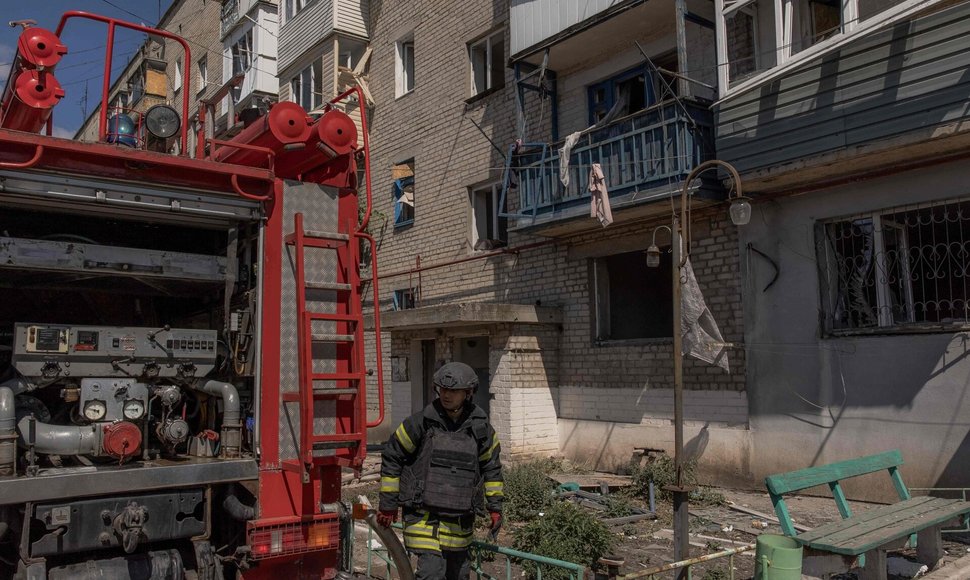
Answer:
[
  {"left": 512, "top": 502, "right": 614, "bottom": 580},
  {"left": 704, "top": 539, "right": 722, "bottom": 551},
  {"left": 701, "top": 567, "right": 729, "bottom": 580},
  {"left": 630, "top": 455, "right": 694, "bottom": 501},
  {"left": 604, "top": 496, "right": 634, "bottom": 518},
  {"left": 503, "top": 460, "right": 558, "bottom": 522},
  {"left": 690, "top": 486, "right": 726, "bottom": 506}
]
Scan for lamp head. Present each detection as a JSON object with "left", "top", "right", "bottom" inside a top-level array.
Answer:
[
  {"left": 645, "top": 244, "right": 662, "bottom": 268},
  {"left": 730, "top": 196, "right": 752, "bottom": 226}
]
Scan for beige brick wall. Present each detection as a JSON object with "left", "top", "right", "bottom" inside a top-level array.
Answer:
[{"left": 364, "top": 0, "right": 747, "bottom": 457}]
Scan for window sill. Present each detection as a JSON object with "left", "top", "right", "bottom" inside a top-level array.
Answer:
[
  {"left": 593, "top": 337, "right": 673, "bottom": 348},
  {"left": 825, "top": 323, "right": 970, "bottom": 338},
  {"left": 394, "top": 220, "right": 414, "bottom": 230},
  {"left": 465, "top": 86, "right": 503, "bottom": 105},
  {"left": 395, "top": 89, "right": 415, "bottom": 101}
]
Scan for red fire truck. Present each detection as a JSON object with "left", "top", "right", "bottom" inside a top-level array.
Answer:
[{"left": 0, "top": 12, "right": 383, "bottom": 579}]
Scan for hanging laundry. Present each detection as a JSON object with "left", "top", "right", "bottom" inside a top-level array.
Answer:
[
  {"left": 681, "top": 258, "right": 729, "bottom": 372},
  {"left": 588, "top": 163, "right": 614, "bottom": 227},
  {"left": 558, "top": 131, "right": 582, "bottom": 187}
]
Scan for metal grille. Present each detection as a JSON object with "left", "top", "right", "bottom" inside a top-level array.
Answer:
[
  {"left": 818, "top": 197, "right": 970, "bottom": 332},
  {"left": 248, "top": 519, "right": 339, "bottom": 559}
]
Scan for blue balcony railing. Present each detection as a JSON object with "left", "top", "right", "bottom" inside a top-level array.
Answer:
[{"left": 511, "top": 100, "right": 714, "bottom": 219}]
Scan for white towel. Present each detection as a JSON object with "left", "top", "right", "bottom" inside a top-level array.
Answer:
[{"left": 588, "top": 163, "right": 614, "bottom": 227}]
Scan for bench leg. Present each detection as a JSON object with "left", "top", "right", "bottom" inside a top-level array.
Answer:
[
  {"left": 917, "top": 524, "right": 943, "bottom": 570},
  {"left": 858, "top": 549, "right": 887, "bottom": 580}
]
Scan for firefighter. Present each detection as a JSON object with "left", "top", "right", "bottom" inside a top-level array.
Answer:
[{"left": 378, "top": 361, "right": 504, "bottom": 580}]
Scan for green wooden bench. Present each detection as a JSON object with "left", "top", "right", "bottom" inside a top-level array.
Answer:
[{"left": 765, "top": 450, "right": 970, "bottom": 580}]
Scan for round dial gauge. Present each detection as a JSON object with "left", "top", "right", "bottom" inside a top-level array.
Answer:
[
  {"left": 83, "top": 399, "right": 107, "bottom": 421},
  {"left": 123, "top": 399, "right": 145, "bottom": 420}
]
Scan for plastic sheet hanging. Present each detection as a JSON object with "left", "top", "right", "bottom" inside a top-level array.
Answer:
[{"left": 681, "top": 258, "right": 729, "bottom": 372}]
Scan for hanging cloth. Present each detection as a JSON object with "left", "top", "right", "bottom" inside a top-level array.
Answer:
[
  {"left": 558, "top": 131, "right": 582, "bottom": 187},
  {"left": 681, "top": 258, "right": 730, "bottom": 372},
  {"left": 588, "top": 163, "right": 613, "bottom": 227}
]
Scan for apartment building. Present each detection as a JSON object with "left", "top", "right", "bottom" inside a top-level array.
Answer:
[
  {"left": 713, "top": 0, "right": 970, "bottom": 495},
  {"left": 362, "top": 0, "right": 749, "bottom": 481}
]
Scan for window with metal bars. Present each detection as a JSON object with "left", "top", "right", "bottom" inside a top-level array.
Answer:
[{"left": 817, "top": 198, "right": 970, "bottom": 334}]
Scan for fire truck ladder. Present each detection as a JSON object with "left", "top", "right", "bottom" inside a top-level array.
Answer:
[{"left": 284, "top": 212, "right": 367, "bottom": 480}]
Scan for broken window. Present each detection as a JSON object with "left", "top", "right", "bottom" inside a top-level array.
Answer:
[
  {"left": 469, "top": 31, "right": 505, "bottom": 97},
  {"left": 291, "top": 59, "right": 322, "bottom": 111},
  {"left": 791, "top": 0, "right": 841, "bottom": 54},
  {"left": 587, "top": 66, "right": 653, "bottom": 126},
  {"left": 393, "top": 160, "right": 415, "bottom": 228},
  {"left": 396, "top": 36, "right": 415, "bottom": 97},
  {"left": 592, "top": 249, "right": 673, "bottom": 342},
  {"left": 392, "top": 287, "right": 418, "bottom": 310},
  {"left": 470, "top": 183, "right": 508, "bottom": 250},
  {"left": 231, "top": 28, "right": 254, "bottom": 77},
  {"left": 818, "top": 198, "right": 970, "bottom": 333}
]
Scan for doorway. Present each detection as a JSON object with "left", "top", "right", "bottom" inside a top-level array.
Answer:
[{"left": 453, "top": 336, "right": 490, "bottom": 415}]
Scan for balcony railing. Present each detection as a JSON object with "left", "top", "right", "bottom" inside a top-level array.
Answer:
[{"left": 512, "top": 100, "right": 714, "bottom": 219}]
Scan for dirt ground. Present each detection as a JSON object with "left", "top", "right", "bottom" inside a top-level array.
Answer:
[{"left": 341, "top": 459, "right": 970, "bottom": 580}]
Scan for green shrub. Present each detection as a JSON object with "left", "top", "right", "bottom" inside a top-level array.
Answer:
[
  {"left": 629, "top": 456, "right": 722, "bottom": 505},
  {"left": 604, "top": 496, "right": 634, "bottom": 518},
  {"left": 511, "top": 502, "right": 614, "bottom": 580},
  {"left": 701, "top": 567, "right": 729, "bottom": 580},
  {"left": 503, "top": 461, "right": 558, "bottom": 522}
]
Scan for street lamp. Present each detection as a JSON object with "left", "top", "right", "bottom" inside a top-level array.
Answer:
[{"left": 646, "top": 159, "right": 744, "bottom": 578}]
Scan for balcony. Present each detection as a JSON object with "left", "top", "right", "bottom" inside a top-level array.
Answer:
[
  {"left": 221, "top": 0, "right": 240, "bottom": 37},
  {"left": 510, "top": 100, "right": 716, "bottom": 234}
]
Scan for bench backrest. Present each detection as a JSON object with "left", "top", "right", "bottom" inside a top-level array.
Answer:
[{"left": 765, "top": 450, "right": 911, "bottom": 537}]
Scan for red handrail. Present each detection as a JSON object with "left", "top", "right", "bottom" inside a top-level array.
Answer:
[{"left": 55, "top": 11, "right": 192, "bottom": 153}]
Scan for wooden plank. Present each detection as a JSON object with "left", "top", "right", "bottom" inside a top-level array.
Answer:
[
  {"left": 765, "top": 450, "right": 903, "bottom": 495},
  {"left": 830, "top": 481, "right": 853, "bottom": 520},
  {"left": 803, "top": 499, "right": 970, "bottom": 555},
  {"left": 797, "top": 497, "right": 937, "bottom": 544}
]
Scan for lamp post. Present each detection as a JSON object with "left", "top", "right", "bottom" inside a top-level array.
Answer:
[{"left": 647, "top": 159, "right": 745, "bottom": 579}]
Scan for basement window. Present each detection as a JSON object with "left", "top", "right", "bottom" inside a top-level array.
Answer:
[
  {"left": 393, "top": 287, "right": 418, "bottom": 310},
  {"left": 818, "top": 197, "right": 970, "bottom": 334},
  {"left": 592, "top": 249, "right": 673, "bottom": 342},
  {"left": 470, "top": 183, "right": 507, "bottom": 250},
  {"left": 392, "top": 160, "right": 415, "bottom": 228}
]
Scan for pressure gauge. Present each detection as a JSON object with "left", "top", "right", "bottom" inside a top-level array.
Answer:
[
  {"left": 123, "top": 399, "right": 146, "bottom": 420},
  {"left": 83, "top": 399, "right": 107, "bottom": 421}
]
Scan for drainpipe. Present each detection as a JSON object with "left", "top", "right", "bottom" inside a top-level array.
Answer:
[
  {"left": 0, "top": 386, "right": 16, "bottom": 476},
  {"left": 194, "top": 380, "right": 242, "bottom": 458}
]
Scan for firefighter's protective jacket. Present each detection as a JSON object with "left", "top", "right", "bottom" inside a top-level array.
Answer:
[{"left": 379, "top": 400, "right": 503, "bottom": 552}]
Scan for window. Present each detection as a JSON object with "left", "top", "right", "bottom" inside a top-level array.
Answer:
[
  {"left": 470, "top": 183, "right": 508, "bottom": 250},
  {"left": 817, "top": 198, "right": 970, "bottom": 333},
  {"left": 173, "top": 58, "right": 183, "bottom": 92},
  {"left": 469, "top": 31, "right": 504, "bottom": 97},
  {"left": 291, "top": 59, "right": 323, "bottom": 111},
  {"left": 392, "top": 160, "right": 415, "bottom": 228},
  {"left": 396, "top": 36, "right": 415, "bottom": 97},
  {"left": 129, "top": 74, "right": 145, "bottom": 105},
  {"left": 197, "top": 56, "right": 207, "bottom": 94},
  {"left": 231, "top": 29, "right": 254, "bottom": 76},
  {"left": 593, "top": 249, "right": 672, "bottom": 341},
  {"left": 111, "top": 91, "right": 129, "bottom": 111},
  {"left": 726, "top": 7, "right": 758, "bottom": 82},
  {"left": 285, "top": 0, "right": 312, "bottom": 22},
  {"left": 393, "top": 288, "right": 418, "bottom": 310},
  {"left": 587, "top": 66, "right": 653, "bottom": 126}
]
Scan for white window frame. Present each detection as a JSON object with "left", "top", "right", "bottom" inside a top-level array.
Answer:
[
  {"left": 231, "top": 28, "right": 254, "bottom": 77},
  {"left": 714, "top": 0, "right": 941, "bottom": 99},
  {"left": 197, "top": 56, "right": 207, "bottom": 94},
  {"left": 470, "top": 183, "right": 508, "bottom": 248},
  {"left": 395, "top": 35, "right": 415, "bottom": 98},
  {"left": 290, "top": 59, "right": 322, "bottom": 111},
  {"left": 468, "top": 31, "right": 504, "bottom": 97}
]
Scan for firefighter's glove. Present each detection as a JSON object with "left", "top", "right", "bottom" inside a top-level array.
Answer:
[
  {"left": 488, "top": 511, "right": 503, "bottom": 542},
  {"left": 376, "top": 510, "right": 398, "bottom": 528}
]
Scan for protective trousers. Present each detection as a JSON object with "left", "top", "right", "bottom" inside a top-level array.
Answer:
[{"left": 415, "top": 550, "right": 471, "bottom": 580}]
